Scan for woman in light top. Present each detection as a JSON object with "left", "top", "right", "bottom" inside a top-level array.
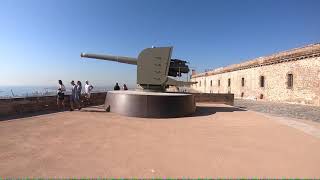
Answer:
[
  {"left": 70, "top": 80, "right": 81, "bottom": 111},
  {"left": 76, "top": 81, "right": 82, "bottom": 109},
  {"left": 57, "top": 80, "right": 66, "bottom": 111}
]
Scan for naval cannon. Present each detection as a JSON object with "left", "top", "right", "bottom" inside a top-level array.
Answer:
[
  {"left": 80, "top": 47, "right": 196, "bottom": 118},
  {"left": 81, "top": 47, "right": 195, "bottom": 91}
]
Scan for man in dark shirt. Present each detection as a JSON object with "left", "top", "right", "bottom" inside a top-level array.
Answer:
[{"left": 114, "top": 82, "right": 120, "bottom": 90}]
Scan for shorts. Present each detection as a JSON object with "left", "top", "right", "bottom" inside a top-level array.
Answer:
[{"left": 57, "top": 93, "right": 65, "bottom": 100}]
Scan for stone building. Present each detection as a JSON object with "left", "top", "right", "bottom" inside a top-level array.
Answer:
[{"left": 190, "top": 43, "right": 320, "bottom": 106}]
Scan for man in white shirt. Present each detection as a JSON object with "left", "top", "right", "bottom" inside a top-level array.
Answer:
[
  {"left": 85, "top": 80, "right": 94, "bottom": 105},
  {"left": 57, "top": 80, "right": 66, "bottom": 111}
]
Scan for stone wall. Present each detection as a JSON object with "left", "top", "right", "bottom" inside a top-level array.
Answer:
[
  {"left": 0, "top": 92, "right": 107, "bottom": 117},
  {"left": 191, "top": 45, "right": 320, "bottom": 106},
  {"left": 0, "top": 92, "right": 234, "bottom": 117},
  {"left": 191, "top": 93, "right": 234, "bottom": 106}
]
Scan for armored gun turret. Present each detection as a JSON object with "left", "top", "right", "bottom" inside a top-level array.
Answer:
[{"left": 81, "top": 47, "right": 195, "bottom": 91}]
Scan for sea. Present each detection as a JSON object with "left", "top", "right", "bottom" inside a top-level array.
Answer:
[{"left": 0, "top": 86, "right": 113, "bottom": 99}]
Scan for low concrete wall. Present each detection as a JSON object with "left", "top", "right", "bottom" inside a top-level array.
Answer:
[
  {"left": 191, "top": 93, "right": 234, "bottom": 106},
  {"left": 0, "top": 92, "right": 234, "bottom": 117},
  {"left": 0, "top": 92, "right": 107, "bottom": 117}
]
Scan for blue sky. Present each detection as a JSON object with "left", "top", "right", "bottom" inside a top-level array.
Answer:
[{"left": 1, "top": 0, "right": 319, "bottom": 86}]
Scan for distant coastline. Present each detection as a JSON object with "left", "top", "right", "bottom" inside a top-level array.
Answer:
[{"left": 0, "top": 85, "right": 113, "bottom": 99}]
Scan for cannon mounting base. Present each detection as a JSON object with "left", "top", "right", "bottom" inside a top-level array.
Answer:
[{"left": 105, "top": 90, "right": 196, "bottom": 118}]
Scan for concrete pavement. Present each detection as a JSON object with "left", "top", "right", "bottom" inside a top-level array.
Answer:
[{"left": 0, "top": 103, "right": 319, "bottom": 178}]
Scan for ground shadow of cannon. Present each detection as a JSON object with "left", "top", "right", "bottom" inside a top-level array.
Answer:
[{"left": 190, "top": 105, "right": 246, "bottom": 117}]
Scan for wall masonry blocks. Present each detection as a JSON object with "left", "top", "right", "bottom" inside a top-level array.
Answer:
[{"left": 191, "top": 43, "right": 320, "bottom": 106}]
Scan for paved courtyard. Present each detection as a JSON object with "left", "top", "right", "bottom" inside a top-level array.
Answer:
[
  {"left": 0, "top": 103, "right": 320, "bottom": 178},
  {"left": 234, "top": 99, "right": 320, "bottom": 122}
]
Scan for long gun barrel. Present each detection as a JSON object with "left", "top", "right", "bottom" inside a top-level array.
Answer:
[{"left": 81, "top": 53, "right": 138, "bottom": 65}]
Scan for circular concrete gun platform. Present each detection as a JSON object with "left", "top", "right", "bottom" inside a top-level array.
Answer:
[{"left": 105, "top": 90, "right": 196, "bottom": 118}]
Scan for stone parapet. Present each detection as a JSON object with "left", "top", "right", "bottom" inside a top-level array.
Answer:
[
  {"left": 0, "top": 92, "right": 107, "bottom": 117},
  {"left": 191, "top": 93, "right": 234, "bottom": 106},
  {"left": 0, "top": 92, "right": 234, "bottom": 117}
]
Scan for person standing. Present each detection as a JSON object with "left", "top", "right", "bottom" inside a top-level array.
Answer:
[
  {"left": 70, "top": 80, "right": 80, "bottom": 111},
  {"left": 76, "top": 81, "right": 82, "bottom": 109},
  {"left": 85, "top": 80, "right": 94, "bottom": 105},
  {"left": 114, "top": 82, "right": 120, "bottom": 90},
  {"left": 123, "top": 84, "right": 128, "bottom": 90},
  {"left": 57, "top": 80, "right": 66, "bottom": 111}
]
